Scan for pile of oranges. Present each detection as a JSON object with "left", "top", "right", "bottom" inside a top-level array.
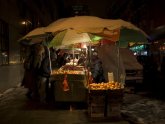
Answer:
[
  {"left": 52, "top": 70, "right": 84, "bottom": 75},
  {"left": 89, "top": 82, "right": 124, "bottom": 90}
]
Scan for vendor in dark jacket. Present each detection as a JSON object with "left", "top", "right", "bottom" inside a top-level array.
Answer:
[
  {"left": 21, "top": 44, "right": 45, "bottom": 100},
  {"left": 90, "top": 52, "right": 105, "bottom": 83},
  {"left": 37, "top": 46, "right": 51, "bottom": 103}
]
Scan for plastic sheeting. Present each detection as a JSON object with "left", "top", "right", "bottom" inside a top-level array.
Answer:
[
  {"left": 98, "top": 44, "right": 142, "bottom": 82},
  {"left": 98, "top": 44, "right": 125, "bottom": 82},
  {"left": 119, "top": 48, "right": 143, "bottom": 70}
]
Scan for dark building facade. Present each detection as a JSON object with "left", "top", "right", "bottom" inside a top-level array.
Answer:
[{"left": 0, "top": 0, "right": 164, "bottom": 65}]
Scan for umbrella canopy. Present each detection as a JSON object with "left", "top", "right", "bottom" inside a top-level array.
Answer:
[
  {"left": 18, "top": 27, "right": 51, "bottom": 45},
  {"left": 119, "top": 28, "right": 148, "bottom": 47},
  {"left": 148, "top": 25, "right": 165, "bottom": 41},
  {"left": 21, "top": 27, "right": 46, "bottom": 39},
  {"left": 45, "top": 16, "right": 148, "bottom": 47},
  {"left": 48, "top": 28, "right": 102, "bottom": 48},
  {"left": 45, "top": 16, "right": 146, "bottom": 33}
]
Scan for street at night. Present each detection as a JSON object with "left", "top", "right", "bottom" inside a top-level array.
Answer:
[
  {"left": 0, "top": 81, "right": 165, "bottom": 124},
  {"left": 0, "top": 0, "right": 165, "bottom": 124}
]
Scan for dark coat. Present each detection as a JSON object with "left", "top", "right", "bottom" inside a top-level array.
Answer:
[
  {"left": 38, "top": 55, "right": 51, "bottom": 78},
  {"left": 90, "top": 56, "right": 105, "bottom": 83},
  {"left": 21, "top": 55, "right": 37, "bottom": 90},
  {"left": 36, "top": 46, "right": 51, "bottom": 78}
]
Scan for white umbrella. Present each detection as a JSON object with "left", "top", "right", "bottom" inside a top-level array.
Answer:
[
  {"left": 21, "top": 27, "right": 46, "bottom": 39},
  {"left": 45, "top": 16, "right": 145, "bottom": 33},
  {"left": 45, "top": 16, "right": 148, "bottom": 47},
  {"left": 18, "top": 27, "right": 51, "bottom": 45}
]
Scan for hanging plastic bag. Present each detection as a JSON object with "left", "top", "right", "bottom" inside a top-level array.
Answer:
[{"left": 63, "top": 74, "right": 70, "bottom": 91}]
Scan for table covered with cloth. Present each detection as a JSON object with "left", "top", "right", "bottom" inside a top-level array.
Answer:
[{"left": 50, "top": 70, "right": 88, "bottom": 102}]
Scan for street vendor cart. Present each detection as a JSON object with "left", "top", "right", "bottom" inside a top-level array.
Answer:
[{"left": 50, "top": 65, "right": 87, "bottom": 102}]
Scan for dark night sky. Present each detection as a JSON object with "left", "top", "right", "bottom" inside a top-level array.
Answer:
[{"left": 20, "top": 0, "right": 165, "bottom": 33}]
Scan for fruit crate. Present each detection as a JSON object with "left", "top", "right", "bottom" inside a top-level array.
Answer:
[
  {"left": 87, "top": 89, "right": 124, "bottom": 119},
  {"left": 88, "top": 104, "right": 105, "bottom": 118},
  {"left": 107, "top": 89, "right": 124, "bottom": 103},
  {"left": 106, "top": 102, "right": 122, "bottom": 118},
  {"left": 88, "top": 90, "right": 106, "bottom": 118}
]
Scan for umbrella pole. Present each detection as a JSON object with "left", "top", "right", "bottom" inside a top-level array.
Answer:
[
  {"left": 87, "top": 42, "right": 92, "bottom": 92},
  {"left": 89, "top": 42, "right": 92, "bottom": 65},
  {"left": 72, "top": 46, "right": 75, "bottom": 66},
  {"left": 116, "top": 41, "right": 120, "bottom": 82},
  {"left": 48, "top": 47, "right": 52, "bottom": 74}
]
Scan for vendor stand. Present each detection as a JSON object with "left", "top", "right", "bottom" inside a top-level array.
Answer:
[
  {"left": 50, "top": 65, "right": 88, "bottom": 103},
  {"left": 19, "top": 16, "right": 148, "bottom": 123}
]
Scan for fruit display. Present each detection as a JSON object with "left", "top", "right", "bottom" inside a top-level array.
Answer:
[
  {"left": 61, "top": 65, "right": 84, "bottom": 71},
  {"left": 52, "top": 69, "right": 85, "bottom": 75},
  {"left": 88, "top": 81, "right": 124, "bottom": 90},
  {"left": 51, "top": 65, "right": 85, "bottom": 75}
]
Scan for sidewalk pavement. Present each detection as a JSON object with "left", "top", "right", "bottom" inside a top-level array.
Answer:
[
  {"left": 0, "top": 85, "right": 165, "bottom": 124},
  {"left": 0, "top": 64, "right": 129, "bottom": 124},
  {"left": 0, "top": 64, "right": 165, "bottom": 124},
  {"left": 0, "top": 64, "right": 24, "bottom": 93},
  {"left": 0, "top": 86, "right": 129, "bottom": 124}
]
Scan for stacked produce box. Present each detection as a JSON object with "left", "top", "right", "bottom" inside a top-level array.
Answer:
[
  {"left": 88, "top": 90, "right": 106, "bottom": 118},
  {"left": 88, "top": 82, "right": 124, "bottom": 121}
]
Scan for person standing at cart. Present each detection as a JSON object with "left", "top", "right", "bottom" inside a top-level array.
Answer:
[
  {"left": 37, "top": 45, "right": 52, "bottom": 103},
  {"left": 21, "top": 44, "right": 45, "bottom": 100},
  {"left": 77, "top": 53, "right": 86, "bottom": 66},
  {"left": 56, "top": 50, "right": 67, "bottom": 68},
  {"left": 50, "top": 47, "right": 58, "bottom": 69},
  {"left": 90, "top": 51, "right": 105, "bottom": 83}
]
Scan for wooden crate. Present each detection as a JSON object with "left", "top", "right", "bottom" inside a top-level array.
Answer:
[
  {"left": 107, "top": 89, "right": 123, "bottom": 103},
  {"left": 106, "top": 89, "right": 123, "bottom": 118},
  {"left": 106, "top": 102, "right": 122, "bottom": 118},
  {"left": 88, "top": 104, "right": 105, "bottom": 117},
  {"left": 88, "top": 90, "right": 106, "bottom": 117},
  {"left": 87, "top": 89, "right": 124, "bottom": 119}
]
